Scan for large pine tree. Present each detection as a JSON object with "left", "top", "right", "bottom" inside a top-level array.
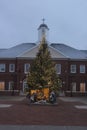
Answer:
[{"left": 27, "top": 37, "right": 61, "bottom": 92}]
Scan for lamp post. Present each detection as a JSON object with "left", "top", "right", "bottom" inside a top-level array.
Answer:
[
  {"left": 70, "top": 83, "right": 72, "bottom": 97},
  {"left": 61, "top": 81, "right": 65, "bottom": 96},
  {"left": 48, "top": 80, "right": 52, "bottom": 98}
]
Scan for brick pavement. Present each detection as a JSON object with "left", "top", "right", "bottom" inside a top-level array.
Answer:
[{"left": 0, "top": 96, "right": 87, "bottom": 126}]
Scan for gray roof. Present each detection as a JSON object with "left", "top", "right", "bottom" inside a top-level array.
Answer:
[
  {"left": 0, "top": 49, "right": 7, "bottom": 52},
  {"left": 0, "top": 42, "right": 87, "bottom": 60},
  {"left": 50, "top": 43, "right": 87, "bottom": 60},
  {"left": 0, "top": 43, "right": 36, "bottom": 58},
  {"left": 80, "top": 50, "right": 87, "bottom": 54}
]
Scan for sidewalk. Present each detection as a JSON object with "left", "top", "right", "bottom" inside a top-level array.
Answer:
[
  {"left": 0, "top": 95, "right": 26, "bottom": 101},
  {"left": 59, "top": 97, "right": 87, "bottom": 104},
  {"left": 0, "top": 125, "right": 87, "bottom": 130}
]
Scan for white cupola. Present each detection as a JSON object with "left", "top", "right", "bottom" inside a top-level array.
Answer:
[{"left": 38, "top": 19, "right": 49, "bottom": 42}]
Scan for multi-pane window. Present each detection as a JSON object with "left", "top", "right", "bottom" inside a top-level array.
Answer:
[
  {"left": 0, "top": 64, "right": 5, "bottom": 72},
  {"left": 55, "top": 64, "right": 61, "bottom": 74},
  {"left": 80, "top": 65, "right": 85, "bottom": 73},
  {"left": 70, "top": 65, "right": 76, "bottom": 73},
  {"left": 9, "top": 64, "right": 15, "bottom": 72},
  {"left": 24, "top": 63, "right": 30, "bottom": 73}
]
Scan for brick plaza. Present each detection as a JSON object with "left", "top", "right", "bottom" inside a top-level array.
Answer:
[{"left": 0, "top": 96, "right": 87, "bottom": 126}]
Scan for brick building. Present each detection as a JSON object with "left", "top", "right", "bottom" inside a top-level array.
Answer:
[{"left": 0, "top": 22, "right": 87, "bottom": 96}]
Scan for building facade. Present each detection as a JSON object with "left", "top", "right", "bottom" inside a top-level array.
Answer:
[{"left": 0, "top": 22, "right": 87, "bottom": 96}]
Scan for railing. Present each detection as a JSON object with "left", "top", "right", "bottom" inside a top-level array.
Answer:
[
  {"left": 65, "top": 91, "right": 87, "bottom": 97},
  {"left": 0, "top": 90, "right": 19, "bottom": 96}
]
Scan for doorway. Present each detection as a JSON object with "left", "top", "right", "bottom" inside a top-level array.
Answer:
[
  {"left": 0, "top": 82, "right": 5, "bottom": 90},
  {"left": 23, "top": 79, "right": 29, "bottom": 93},
  {"left": 80, "top": 83, "right": 85, "bottom": 93}
]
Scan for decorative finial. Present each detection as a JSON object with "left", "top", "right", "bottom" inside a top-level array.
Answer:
[{"left": 42, "top": 18, "right": 45, "bottom": 24}]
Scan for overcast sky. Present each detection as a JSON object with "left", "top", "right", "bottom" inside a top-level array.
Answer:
[{"left": 0, "top": 0, "right": 87, "bottom": 50}]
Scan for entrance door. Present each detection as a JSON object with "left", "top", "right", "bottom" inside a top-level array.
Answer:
[
  {"left": 71, "top": 82, "right": 76, "bottom": 92},
  {"left": 0, "top": 82, "right": 5, "bottom": 90},
  {"left": 80, "top": 83, "right": 85, "bottom": 93},
  {"left": 23, "top": 80, "right": 28, "bottom": 93}
]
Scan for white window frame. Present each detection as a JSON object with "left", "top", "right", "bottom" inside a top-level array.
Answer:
[
  {"left": 24, "top": 63, "right": 30, "bottom": 73},
  {"left": 9, "top": 64, "right": 15, "bottom": 72},
  {"left": 0, "top": 64, "right": 5, "bottom": 72},
  {"left": 70, "top": 65, "right": 76, "bottom": 73},
  {"left": 55, "top": 64, "right": 61, "bottom": 74},
  {"left": 80, "top": 65, "right": 85, "bottom": 73}
]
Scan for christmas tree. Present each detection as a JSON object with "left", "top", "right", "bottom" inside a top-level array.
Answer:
[{"left": 27, "top": 36, "right": 61, "bottom": 93}]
